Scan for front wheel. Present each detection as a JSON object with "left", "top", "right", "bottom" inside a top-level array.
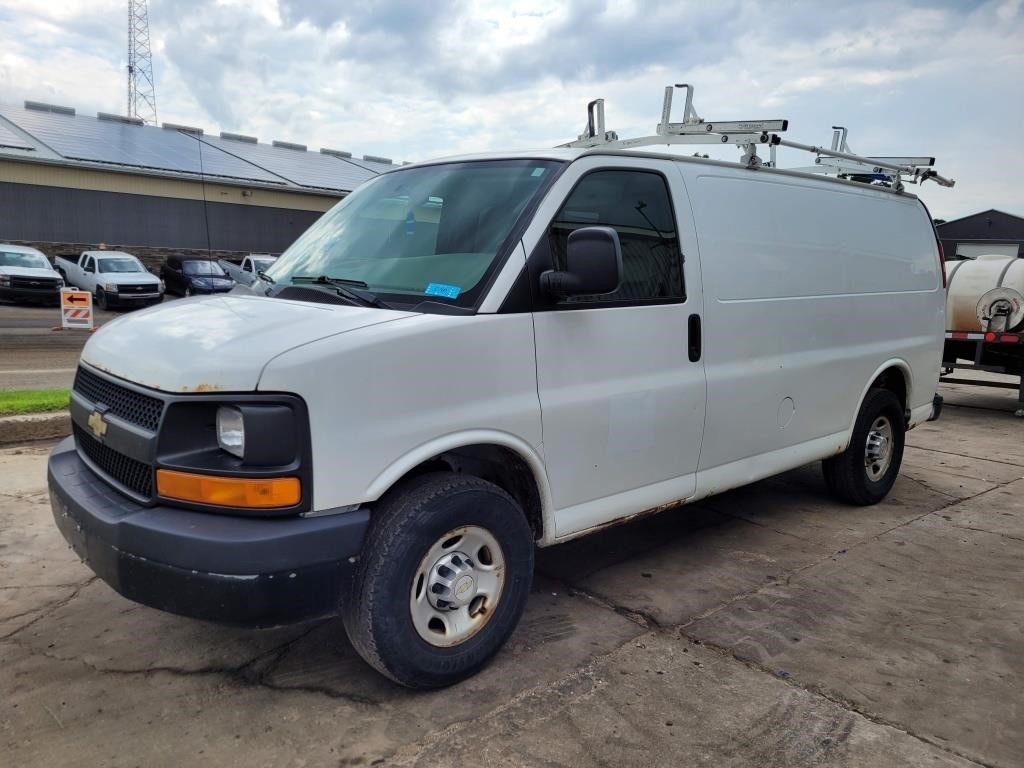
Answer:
[
  {"left": 343, "top": 473, "right": 535, "bottom": 688},
  {"left": 95, "top": 288, "right": 108, "bottom": 311},
  {"left": 823, "top": 388, "right": 905, "bottom": 505}
]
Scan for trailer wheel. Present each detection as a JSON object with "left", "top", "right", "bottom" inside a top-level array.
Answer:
[
  {"left": 343, "top": 472, "right": 534, "bottom": 688},
  {"left": 823, "top": 388, "right": 905, "bottom": 505}
]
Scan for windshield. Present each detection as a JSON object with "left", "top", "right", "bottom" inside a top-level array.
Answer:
[
  {"left": 0, "top": 251, "right": 50, "bottom": 270},
  {"left": 253, "top": 258, "right": 275, "bottom": 272},
  {"left": 184, "top": 260, "right": 227, "bottom": 276},
  {"left": 98, "top": 258, "right": 143, "bottom": 273},
  {"left": 266, "top": 159, "right": 562, "bottom": 307}
]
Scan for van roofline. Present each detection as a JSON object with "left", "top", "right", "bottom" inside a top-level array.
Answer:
[{"left": 392, "top": 148, "right": 921, "bottom": 200}]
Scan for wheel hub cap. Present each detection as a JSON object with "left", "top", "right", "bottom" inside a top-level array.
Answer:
[
  {"left": 427, "top": 551, "right": 478, "bottom": 610},
  {"left": 864, "top": 416, "right": 894, "bottom": 481},
  {"left": 410, "top": 525, "right": 506, "bottom": 647}
]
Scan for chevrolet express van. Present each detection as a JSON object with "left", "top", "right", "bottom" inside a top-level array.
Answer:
[{"left": 48, "top": 147, "right": 945, "bottom": 687}]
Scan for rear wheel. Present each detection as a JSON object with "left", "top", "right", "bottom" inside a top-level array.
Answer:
[
  {"left": 823, "top": 388, "right": 905, "bottom": 505},
  {"left": 343, "top": 472, "right": 534, "bottom": 688}
]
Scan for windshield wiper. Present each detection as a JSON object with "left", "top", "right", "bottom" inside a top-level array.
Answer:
[
  {"left": 290, "top": 275, "right": 390, "bottom": 308},
  {"left": 257, "top": 270, "right": 275, "bottom": 284}
]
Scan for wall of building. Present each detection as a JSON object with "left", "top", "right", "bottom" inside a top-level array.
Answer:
[
  {"left": 937, "top": 210, "right": 1024, "bottom": 260},
  {"left": 0, "top": 181, "right": 329, "bottom": 268}
]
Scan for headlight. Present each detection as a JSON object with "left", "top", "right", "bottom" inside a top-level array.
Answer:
[
  {"left": 56, "top": 278, "right": 64, "bottom": 288},
  {"left": 159, "top": 280, "right": 165, "bottom": 292},
  {"left": 104, "top": 282, "right": 119, "bottom": 292},
  {"left": 0, "top": 275, "right": 10, "bottom": 287},
  {"left": 216, "top": 406, "right": 245, "bottom": 458}
]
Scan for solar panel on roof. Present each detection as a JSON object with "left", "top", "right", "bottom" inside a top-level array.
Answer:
[
  {"left": 337, "top": 154, "right": 396, "bottom": 174},
  {"left": 0, "top": 121, "right": 32, "bottom": 150},
  {"left": 198, "top": 134, "right": 378, "bottom": 191},
  {"left": 0, "top": 105, "right": 287, "bottom": 185}
]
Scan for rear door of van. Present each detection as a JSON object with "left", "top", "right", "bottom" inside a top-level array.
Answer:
[
  {"left": 525, "top": 155, "right": 707, "bottom": 538},
  {"left": 680, "top": 165, "right": 943, "bottom": 482}
]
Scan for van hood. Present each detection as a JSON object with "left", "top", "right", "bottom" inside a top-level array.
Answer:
[
  {"left": 0, "top": 266, "right": 61, "bottom": 278},
  {"left": 81, "top": 295, "right": 414, "bottom": 393}
]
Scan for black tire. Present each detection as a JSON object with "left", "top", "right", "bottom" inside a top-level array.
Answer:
[
  {"left": 823, "top": 388, "right": 905, "bottom": 506},
  {"left": 95, "top": 288, "right": 108, "bottom": 311},
  {"left": 343, "top": 472, "right": 534, "bottom": 688}
]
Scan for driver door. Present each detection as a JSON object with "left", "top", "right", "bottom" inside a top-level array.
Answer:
[{"left": 528, "top": 157, "right": 707, "bottom": 538}]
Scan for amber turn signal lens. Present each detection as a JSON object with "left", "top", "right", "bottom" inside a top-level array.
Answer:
[{"left": 156, "top": 469, "right": 300, "bottom": 508}]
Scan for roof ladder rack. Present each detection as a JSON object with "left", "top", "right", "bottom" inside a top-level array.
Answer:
[
  {"left": 558, "top": 83, "right": 954, "bottom": 191},
  {"left": 560, "top": 83, "right": 787, "bottom": 168},
  {"left": 782, "top": 125, "right": 954, "bottom": 191}
]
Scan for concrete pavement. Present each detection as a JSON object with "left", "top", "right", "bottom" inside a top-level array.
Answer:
[{"left": 0, "top": 382, "right": 1021, "bottom": 767}]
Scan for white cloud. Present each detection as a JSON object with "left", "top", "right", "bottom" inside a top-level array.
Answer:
[{"left": 0, "top": 0, "right": 1021, "bottom": 218}]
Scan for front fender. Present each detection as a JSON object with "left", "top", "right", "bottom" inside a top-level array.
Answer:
[{"left": 364, "top": 429, "right": 557, "bottom": 546}]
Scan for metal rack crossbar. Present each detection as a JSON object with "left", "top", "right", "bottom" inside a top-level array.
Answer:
[{"left": 558, "top": 84, "right": 954, "bottom": 192}]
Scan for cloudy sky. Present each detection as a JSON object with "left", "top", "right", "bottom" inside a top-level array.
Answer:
[{"left": 1, "top": 0, "right": 1021, "bottom": 219}]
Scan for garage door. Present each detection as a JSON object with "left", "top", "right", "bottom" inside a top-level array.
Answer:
[{"left": 956, "top": 243, "right": 1020, "bottom": 259}]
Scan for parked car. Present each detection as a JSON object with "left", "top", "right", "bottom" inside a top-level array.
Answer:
[
  {"left": 54, "top": 250, "right": 163, "bottom": 310},
  {"left": 160, "top": 256, "right": 235, "bottom": 296},
  {"left": 218, "top": 254, "right": 277, "bottom": 287},
  {"left": 49, "top": 134, "right": 946, "bottom": 689},
  {"left": 0, "top": 243, "right": 63, "bottom": 305},
  {"left": 243, "top": 254, "right": 277, "bottom": 275}
]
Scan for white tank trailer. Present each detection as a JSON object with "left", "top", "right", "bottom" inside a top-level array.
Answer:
[{"left": 942, "top": 253, "right": 1024, "bottom": 416}]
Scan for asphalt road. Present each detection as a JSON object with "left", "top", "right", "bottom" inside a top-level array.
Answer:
[
  {"left": 1, "top": 380, "right": 1021, "bottom": 767},
  {"left": 0, "top": 299, "right": 172, "bottom": 390}
]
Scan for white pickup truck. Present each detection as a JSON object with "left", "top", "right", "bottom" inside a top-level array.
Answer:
[
  {"left": 55, "top": 251, "right": 164, "bottom": 310},
  {"left": 219, "top": 254, "right": 278, "bottom": 286},
  {"left": 0, "top": 243, "right": 64, "bottom": 305}
]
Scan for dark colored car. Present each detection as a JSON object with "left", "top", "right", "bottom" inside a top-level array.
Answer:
[{"left": 160, "top": 256, "right": 236, "bottom": 297}]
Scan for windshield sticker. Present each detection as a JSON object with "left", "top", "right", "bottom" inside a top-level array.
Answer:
[
  {"left": 531, "top": 167, "right": 546, "bottom": 177},
  {"left": 425, "top": 282, "right": 461, "bottom": 299},
  {"left": 405, "top": 211, "right": 417, "bottom": 235}
]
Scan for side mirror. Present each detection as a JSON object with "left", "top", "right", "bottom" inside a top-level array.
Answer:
[{"left": 540, "top": 226, "right": 623, "bottom": 298}]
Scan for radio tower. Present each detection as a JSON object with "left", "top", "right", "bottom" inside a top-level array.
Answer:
[{"left": 127, "top": 0, "right": 157, "bottom": 124}]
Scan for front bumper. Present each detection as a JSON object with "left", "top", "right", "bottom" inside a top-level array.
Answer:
[
  {"left": 48, "top": 437, "right": 369, "bottom": 627},
  {"left": 105, "top": 291, "right": 163, "bottom": 307},
  {"left": 0, "top": 286, "right": 60, "bottom": 304}
]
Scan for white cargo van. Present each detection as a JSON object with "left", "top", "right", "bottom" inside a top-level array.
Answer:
[{"left": 48, "top": 91, "right": 948, "bottom": 688}]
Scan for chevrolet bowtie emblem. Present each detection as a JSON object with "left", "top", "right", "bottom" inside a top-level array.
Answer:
[{"left": 88, "top": 411, "right": 107, "bottom": 439}]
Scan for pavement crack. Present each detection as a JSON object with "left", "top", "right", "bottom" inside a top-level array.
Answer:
[
  {"left": 3, "top": 633, "right": 379, "bottom": 707},
  {"left": 906, "top": 443, "right": 1024, "bottom": 470},
  {"left": 0, "top": 576, "right": 97, "bottom": 640},
  {"left": 676, "top": 629, "right": 998, "bottom": 768},
  {"left": 949, "top": 524, "right": 1024, "bottom": 543},
  {"left": 897, "top": 473, "right": 960, "bottom": 499}
]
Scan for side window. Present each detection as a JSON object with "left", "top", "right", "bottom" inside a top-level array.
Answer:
[
  {"left": 83, "top": 256, "right": 93, "bottom": 272},
  {"left": 550, "top": 170, "right": 684, "bottom": 304}
]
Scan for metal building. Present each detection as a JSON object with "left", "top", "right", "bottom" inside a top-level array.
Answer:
[
  {"left": 937, "top": 209, "right": 1024, "bottom": 260},
  {"left": 0, "top": 100, "right": 395, "bottom": 267}
]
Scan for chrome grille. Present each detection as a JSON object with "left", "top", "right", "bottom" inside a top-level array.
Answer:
[{"left": 11, "top": 276, "right": 60, "bottom": 290}]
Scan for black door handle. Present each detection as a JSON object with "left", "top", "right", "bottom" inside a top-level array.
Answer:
[{"left": 688, "top": 314, "right": 701, "bottom": 362}]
